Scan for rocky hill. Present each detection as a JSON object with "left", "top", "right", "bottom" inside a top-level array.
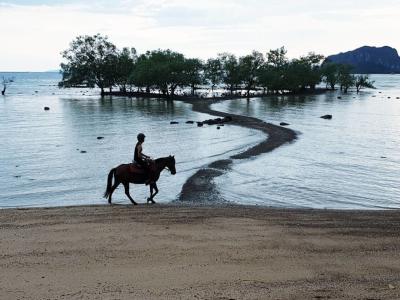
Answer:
[{"left": 326, "top": 46, "right": 400, "bottom": 74}]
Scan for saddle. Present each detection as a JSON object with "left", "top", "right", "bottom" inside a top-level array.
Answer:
[{"left": 129, "top": 162, "right": 147, "bottom": 174}]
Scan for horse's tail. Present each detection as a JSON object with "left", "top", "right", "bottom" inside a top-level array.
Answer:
[{"left": 103, "top": 168, "right": 116, "bottom": 199}]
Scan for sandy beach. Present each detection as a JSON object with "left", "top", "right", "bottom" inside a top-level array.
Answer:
[{"left": 1, "top": 204, "right": 399, "bottom": 299}]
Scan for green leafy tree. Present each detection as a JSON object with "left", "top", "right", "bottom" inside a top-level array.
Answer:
[
  {"left": 321, "top": 62, "right": 339, "bottom": 90},
  {"left": 355, "top": 75, "right": 375, "bottom": 93},
  {"left": 338, "top": 64, "right": 355, "bottom": 93},
  {"left": 131, "top": 49, "right": 188, "bottom": 97},
  {"left": 266, "top": 47, "right": 288, "bottom": 69},
  {"left": 59, "top": 34, "right": 118, "bottom": 95},
  {"left": 262, "top": 47, "right": 289, "bottom": 94},
  {"left": 183, "top": 58, "right": 204, "bottom": 96},
  {"left": 239, "top": 50, "right": 264, "bottom": 97},
  {"left": 204, "top": 58, "right": 223, "bottom": 95},
  {"left": 297, "top": 52, "right": 324, "bottom": 90},
  {"left": 115, "top": 47, "right": 137, "bottom": 92},
  {"left": 218, "top": 53, "right": 242, "bottom": 95}
]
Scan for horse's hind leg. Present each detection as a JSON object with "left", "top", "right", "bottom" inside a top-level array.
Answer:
[
  {"left": 147, "top": 183, "right": 158, "bottom": 204},
  {"left": 124, "top": 182, "right": 138, "bottom": 205},
  {"left": 108, "top": 181, "right": 120, "bottom": 204}
]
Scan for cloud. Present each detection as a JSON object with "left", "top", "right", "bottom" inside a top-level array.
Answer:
[{"left": 0, "top": 0, "right": 399, "bottom": 71}]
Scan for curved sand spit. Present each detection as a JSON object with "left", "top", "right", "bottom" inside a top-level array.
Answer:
[{"left": 178, "top": 98, "right": 297, "bottom": 203}]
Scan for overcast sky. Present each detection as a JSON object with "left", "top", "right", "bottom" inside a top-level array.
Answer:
[{"left": 1, "top": 0, "right": 399, "bottom": 71}]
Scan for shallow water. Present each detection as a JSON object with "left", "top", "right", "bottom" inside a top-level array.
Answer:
[
  {"left": 212, "top": 75, "right": 400, "bottom": 209},
  {"left": 0, "top": 72, "right": 263, "bottom": 207}
]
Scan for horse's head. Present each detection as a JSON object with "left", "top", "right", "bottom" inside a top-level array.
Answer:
[{"left": 166, "top": 155, "right": 176, "bottom": 175}]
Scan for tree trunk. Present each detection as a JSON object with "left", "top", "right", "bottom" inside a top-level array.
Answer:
[
  {"left": 191, "top": 84, "right": 195, "bottom": 96},
  {"left": 100, "top": 87, "right": 105, "bottom": 96}
]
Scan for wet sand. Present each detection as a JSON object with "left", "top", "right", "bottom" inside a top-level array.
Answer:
[
  {"left": 1, "top": 204, "right": 399, "bottom": 299},
  {"left": 179, "top": 99, "right": 297, "bottom": 203}
]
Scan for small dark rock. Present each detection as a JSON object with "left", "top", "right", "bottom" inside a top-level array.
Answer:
[
  {"left": 185, "top": 121, "right": 194, "bottom": 124},
  {"left": 381, "top": 156, "right": 387, "bottom": 159},
  {"left": 14, "top": 175, "right": 21, "bottom": 178},
  {"left": 35, "top": 91, "right": 38, "bottom": 93},
  {"left": 388, "top": 97, "right": 391, "bottom": 99},
  {"left": 320, "top": 114, "right": 332, "bottom": 120},
  {"left": 97, "top": 136, "right": 104, "bottom": 140},
  {"left": 80, "top": 150, "right": 87, "bottom": 153},
  {"left": 44, "top": 107, "right": 50, "bottom": 111},
  {"left": 396, "top": 97, "right": 400, "bottom": 99},
  {"left": 170, "top": 121, "right": 179, "bottom": 124},
  {"left": 337, "top": 96, "right": 342, "bottom": 99},
  {"left": 217, "top": 126, "right": 220, "bottom": 130},
  {"left": 224, "top": 116, "right": 233, "bottom": 122},
  {"left": 280, "top": 122, "right": 290, "bottom": 126},
  {"left": 197, "top": 122, "right": 203, "bottom": 127}
]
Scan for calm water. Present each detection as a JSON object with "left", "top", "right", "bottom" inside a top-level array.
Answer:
[
  {"left": 213, "top": 75, "right": 400, "bottom": 209},
  {"left": 0, "top": 73, "right": 399, "bottom": 209},
  {"left": 0, "top": 72, "right": 262, "bottom": 207}
]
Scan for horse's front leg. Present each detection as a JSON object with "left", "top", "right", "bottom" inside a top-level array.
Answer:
[
  {"left": 123, "top": 182, "right": 138, "bottom": 205},
  {"left": 147, "top": 183, "right": 158, "bottom": 204}
]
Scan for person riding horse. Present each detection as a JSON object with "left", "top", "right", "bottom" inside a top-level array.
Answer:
[{"left": 133, "top": 133, "right": 156, "bottom": 184}]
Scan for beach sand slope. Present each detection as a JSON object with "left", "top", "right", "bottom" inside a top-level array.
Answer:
[{"left": 0, "top": 205, "right": 399, "bottom": 299}]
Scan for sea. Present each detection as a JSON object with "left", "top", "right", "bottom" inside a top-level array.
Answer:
[{"left": 0, "top": 72, "right": 399, "bottom": 209}]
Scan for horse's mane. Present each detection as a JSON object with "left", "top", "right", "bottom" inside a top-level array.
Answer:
[{"left": 155, "top": 156, "right": 172, "bottom": 163}]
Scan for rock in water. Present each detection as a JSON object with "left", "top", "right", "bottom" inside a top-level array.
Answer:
[
  {"left": 170, "top": 121, "right": 179, "bottom": 124},
  {"left": 97, "top": 136, "right": 104, "bottom": 140},
  {"left": 185, "top": 121, "right": 194, "bottom": 124},
  {"left": 320, "top": 114, "right": 332, "bottom": 119},
  {"left": 44, "top": 107, "right": 50, "bottom": 111},
  {"left": 280, "top": 122, "right": 290, "bottom": 126},
  {"left": 197, "top": 122, "right": 204, "bottom": 127}
]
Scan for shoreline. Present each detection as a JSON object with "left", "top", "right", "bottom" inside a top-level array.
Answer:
[
  {"left": 1, "top": 204, "right": 399, "bottom": 299},
  {"left": 178, "top": 97, "right": 297, "bottom": 203}
]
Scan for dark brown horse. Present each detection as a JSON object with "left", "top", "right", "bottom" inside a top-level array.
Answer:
[{"left": 104, "top": 155, "right": 176, "bottom": 205}]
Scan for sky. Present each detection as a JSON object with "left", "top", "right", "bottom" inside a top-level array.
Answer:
[{"left": 0, "top": 0, "right": 399, "bottom": 71}]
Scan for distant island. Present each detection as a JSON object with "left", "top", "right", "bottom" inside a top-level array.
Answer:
[{"left": 327, "top": 46, "right": 400, "bottom": 74}]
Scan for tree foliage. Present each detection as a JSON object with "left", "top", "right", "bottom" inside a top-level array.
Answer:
[
  {"left": 60, "top": 34, "right": 119, "bottom": 94},
  {"left": 60, "top": 35, "right": 376, "bottom": 97},
  {"left": 355, "top": 75, "right": 375, "bottom": 93}
]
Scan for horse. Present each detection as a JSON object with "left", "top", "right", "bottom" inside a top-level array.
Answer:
[{"left": 104, "top": 155, "right": 176, "bottom": 205}]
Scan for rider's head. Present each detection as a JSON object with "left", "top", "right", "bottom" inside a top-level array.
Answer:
[{"left": 137, "top": 133, "right": 145, "bottom": 143}]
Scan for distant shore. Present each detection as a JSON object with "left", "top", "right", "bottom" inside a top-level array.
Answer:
[{"left": 1, "top": 204, "right": 399, "bottom": 299}]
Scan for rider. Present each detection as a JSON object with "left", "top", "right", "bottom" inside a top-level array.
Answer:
[{"left": 134, "top": 133, "right": 156, "bottom": 184}]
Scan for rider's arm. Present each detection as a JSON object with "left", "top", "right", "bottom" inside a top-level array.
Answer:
[
  {"left": 141, "top": 153, "right": 150, "bottom": 159},
  {"left": 138, "top": 145, "right": 150, "bottom": 160}
]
